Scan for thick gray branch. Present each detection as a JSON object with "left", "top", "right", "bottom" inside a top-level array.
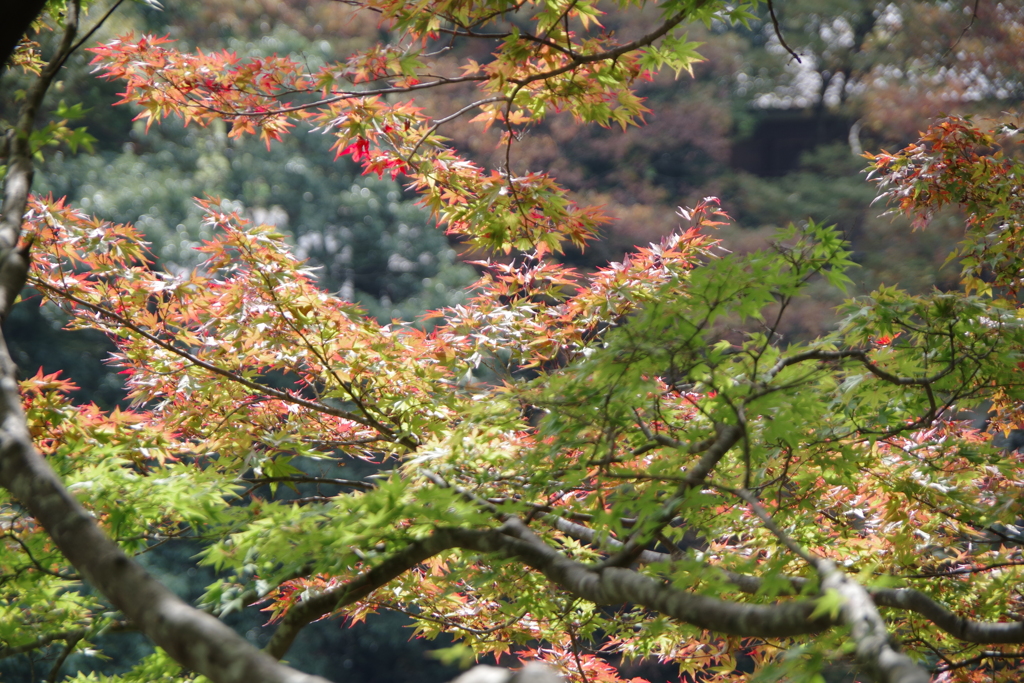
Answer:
[
  {"left": 734, "top": 488, "right": 928, "bottom": 683},
  {"left": 820, "top": 563, "right": 929, "bottom": 683},
  {"left": 546, "top": 516, "right": 667, "bottom": 565},
  {"left": 555, "top": 513, "right": 1024, "bottom": 646},
  {"left": 265, "top": 514, "right": 1024, "bottom": 672},
  {"left": 0, "top": 333, "right": 330, "bottom": 683},
  {"left": 456, "top": 520, "right": 835, "bottom": 637},
  {"left": 267, "top": 521, "right": 835, "bottom": 658},
  {"left": 265, "top": 532, "right": 457, "bottom": 659},
  {"left": 715, "top": 566, "right": 1024, "bottom": 647},
  {"left": 872, "top": 588, "right": 1024, "bottom": 644}
]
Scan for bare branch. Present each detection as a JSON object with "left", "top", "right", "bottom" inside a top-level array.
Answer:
[
  {"left": 726, "top": 486, "right": 816, "bottom": 564},
  {"left": 766, "top": 0, "right": 802, "bottom": 63},
  {"left": 944, "top": 0, "right": 981, "bottom": 57}
]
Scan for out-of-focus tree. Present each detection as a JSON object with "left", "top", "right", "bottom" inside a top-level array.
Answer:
[{"left": 734, "top": 0, "right": 1024, "bottom": 140}]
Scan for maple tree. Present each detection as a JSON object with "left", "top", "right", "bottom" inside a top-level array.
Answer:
[{"left": 4, "top": 2, "right": 1024, "bottom": 683}]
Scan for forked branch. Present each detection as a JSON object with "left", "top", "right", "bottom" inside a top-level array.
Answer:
[{"left": 730, "top": 487, "right": 929, "bottom": 683}]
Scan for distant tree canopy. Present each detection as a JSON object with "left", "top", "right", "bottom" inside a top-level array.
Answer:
[{"left": 2, "top": 3, "right": 1024, "bottom": 683}]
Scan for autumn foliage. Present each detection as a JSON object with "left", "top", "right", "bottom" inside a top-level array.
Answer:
[{"left": 6, "top": 2, "right": 1024, "bottom": 683}]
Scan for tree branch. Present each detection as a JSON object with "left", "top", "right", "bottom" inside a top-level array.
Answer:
[
  {"left": 0, "top": 0, "right": 81, "bottom": 258},
  {"left": 46, "top": 632, "right": 82, "bottom": 683},
  {"left": 872, "top": 588, "right": 1024, "bottom": 644},
  {"left": 264, "top": 507, "right": 1024, "bottom": 672},
  {"left": 507, "top": 7, "right": 700, "bottom": 88},
  {"left": 223, "top": 4, "right": 705, "bottom": 121},
  {"left": 0, "top": 332, "right": 332, "bottom": 682},
  {"left": 768, "top": 348, "right": 953, "bottom": 387},
  {"left": 600, "top": 422, "right": 743, "bottom": 567},
  {"left": 934, "top": 649, "right": 1024, "bottom": 672},
  {"left": 265, "top": 531, "right": 459, "bottom": 658},
  {"left": 0, "top": 627, "right": 90, "bottom": 659},
  {"left": 0, "top": 5, "right": 333, "bottom": 682},
  {"left": 30, "top": 278, "right": 383, "bottom": 433},
  {"left": 460, "top": 520, "right": 835, "bottom": 637},
  {"left": 266, "top": 519, "right": 834, "bottom": 660},
  {"left": 766, "top": 0, "right": 801, "bottom": 63},
  {"left": 821, "top": 565, "right": 930, "bottom": 683},
  {"left": 549, "top": 511, "right": 1024, "bottom": 647},
  {"left": 729, "top": 487, "right": 929, "bottom": 683}
]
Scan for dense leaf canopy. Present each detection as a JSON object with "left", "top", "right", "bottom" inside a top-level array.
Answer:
[{"left": 3, "top": 2, "right": 1024, "bottom": 683}]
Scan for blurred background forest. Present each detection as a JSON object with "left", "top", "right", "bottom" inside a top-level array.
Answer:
[{"left": 2, "top": 0, "right": 1023, "bottom": 680}]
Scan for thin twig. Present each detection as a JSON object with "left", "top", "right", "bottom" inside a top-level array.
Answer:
[
  {"left": 63, "top": 0, "right": 126, "bottom": 69},
  {"left": 935, "top": 649, "right": 1024, "bottom": 672},
  {"left": 766, "top": 0, "right": 802, "bottom": 63},
  {"left": 405, "top": 95, "right": 507, "bottom": 162},
  {"left": 944, "top": 0, "right": 981, "bottom": 58},
  {"left": 46, "top": 634, "right": 82, "bottom": 683}
]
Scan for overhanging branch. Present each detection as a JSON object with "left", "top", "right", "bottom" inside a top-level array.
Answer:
[
  {"left": 265, "top": 520, "right": 835, "bottom": 661},
  {"left": 264, "top": 511, "right": 1024, "bottom": 669}
]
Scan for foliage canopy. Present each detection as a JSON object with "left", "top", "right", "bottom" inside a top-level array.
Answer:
[{"left": 3, "top": 2, "right": 1024, "bottom": 683}]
